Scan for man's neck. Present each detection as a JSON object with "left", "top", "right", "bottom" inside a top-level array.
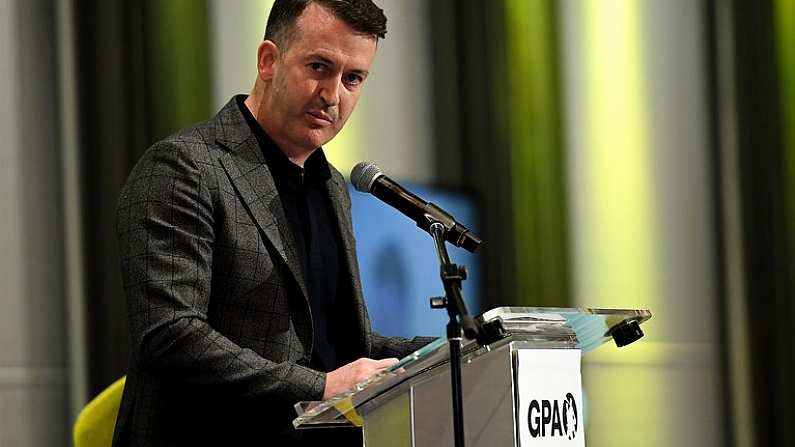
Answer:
[{"left": 243, "top": 94, "right": 316, "bottom": 168}]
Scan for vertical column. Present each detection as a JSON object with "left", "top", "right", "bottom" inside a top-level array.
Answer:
[{"left": 0, "top": 0, "right": 69, "bottom": 444}]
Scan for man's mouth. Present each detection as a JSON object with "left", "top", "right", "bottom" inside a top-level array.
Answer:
[{"left": 306, "top": 111, "right": 334, "bottom": 125}]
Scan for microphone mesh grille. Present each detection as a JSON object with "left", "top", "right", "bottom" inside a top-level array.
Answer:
[{"left": 350, "top": 161, "right": 382, "bottom": 192}]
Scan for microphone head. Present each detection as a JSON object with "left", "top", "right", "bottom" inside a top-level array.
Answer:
[{"left": 350, "top": 161, "right": 383, "bottom": 192}]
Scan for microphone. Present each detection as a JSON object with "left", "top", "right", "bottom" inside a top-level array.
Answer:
[{"left": 350, "top": 162, "right": 482, "bottom": 253}]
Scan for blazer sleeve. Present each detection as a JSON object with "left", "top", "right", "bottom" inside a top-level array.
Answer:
[
  {"left": 369, "top": 333, "right": 437, "bottom": 360},
  {"left": 116, "top": 141, "right": 325, "bottom": 404}
]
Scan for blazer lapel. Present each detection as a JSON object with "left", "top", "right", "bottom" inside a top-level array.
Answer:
[
  {"left": 326, "top": 173, "right": 372, "bottom": 353},
  {"left": 214, "top": 99, "right": 309, "bottom": 302},
  {"left": 326, "top": 175, "right": 358, "bottom": 278}
]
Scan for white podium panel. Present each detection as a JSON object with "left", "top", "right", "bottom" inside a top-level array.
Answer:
[{"left": 516, "top": 349, "right": 584, "bottom": 446}]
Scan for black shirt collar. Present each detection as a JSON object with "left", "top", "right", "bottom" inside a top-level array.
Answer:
[{"left": 236, "top": 95, "right": 332, "bottom": 188}]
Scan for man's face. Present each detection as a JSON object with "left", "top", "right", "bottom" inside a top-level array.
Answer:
[{"left": 260, "top": 3, "right": 377, "bottom": 153}]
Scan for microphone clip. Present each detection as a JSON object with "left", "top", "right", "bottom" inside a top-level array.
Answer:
[
  {"left": 421, "top": 204, "right": 481, "bottom": 253},
  {"left": 427, "top": 222, "right": 482, "bottom": 343}
]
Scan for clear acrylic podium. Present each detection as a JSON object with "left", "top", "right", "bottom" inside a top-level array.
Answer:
[{"left": 293, "top": 307, "right": 652, "bottom": 446}]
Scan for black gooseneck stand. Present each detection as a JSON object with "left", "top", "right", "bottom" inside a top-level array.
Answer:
[{"left": 427, "top": 222, "right": 482, "bottom": 447}]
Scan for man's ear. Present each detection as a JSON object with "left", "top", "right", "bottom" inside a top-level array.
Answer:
[{"left": 257, "top": 40, "right": 280, "bottom": 82}]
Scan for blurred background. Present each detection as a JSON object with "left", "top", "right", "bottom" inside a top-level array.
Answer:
[{"left": 1, "top": 0, "right": 793, "bottom": 445}]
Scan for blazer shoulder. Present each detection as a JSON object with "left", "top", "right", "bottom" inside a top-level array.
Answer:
[
  {"left": 119, "top": 121, "right": 227, "bottom": 209},
  {"left": 128, "top": 137, "right": 212, "bottom": 182},
  {"left": 131, "top": 108, "right": 233, "bottom": 172},
  {"left": 161, "top": 116, "right": 227, "bottom": 158}
]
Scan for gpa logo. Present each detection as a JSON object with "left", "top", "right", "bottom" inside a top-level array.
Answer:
[{"left": 527, "top": 392, "right": 579, "bottom": 440}]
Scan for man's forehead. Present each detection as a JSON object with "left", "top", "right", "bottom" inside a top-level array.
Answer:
[{"left": 284, "top": 4, "right": 378, "bottom": 68}]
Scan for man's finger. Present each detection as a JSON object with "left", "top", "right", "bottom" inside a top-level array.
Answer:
[{"left": 374, "top": 358, "right": 399, "bottom": 368}]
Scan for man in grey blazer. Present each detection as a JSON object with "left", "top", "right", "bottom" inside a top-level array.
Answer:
[{"left": 113, "top": 0, "right": 431, "bottom": 445}]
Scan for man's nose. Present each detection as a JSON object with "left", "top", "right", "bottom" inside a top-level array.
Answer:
[{"left": 319, "top": 76, "right": 341, "bottom": 107}]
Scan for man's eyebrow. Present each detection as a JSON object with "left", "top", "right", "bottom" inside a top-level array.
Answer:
[
  {"left": 308, "top": 54, "right": 336, "bottom": 66},
  {"left": 307, "top": 53, "right": 369, "bottom": 77}
]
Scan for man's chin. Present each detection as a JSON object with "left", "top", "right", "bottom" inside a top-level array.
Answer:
[{"left": 304, "top": 128, "right": 339, "bottom": 149}]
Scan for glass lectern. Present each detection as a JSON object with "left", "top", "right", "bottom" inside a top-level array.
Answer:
[{"left": 293, "top": 306, "right": 652, "bottom": 446}]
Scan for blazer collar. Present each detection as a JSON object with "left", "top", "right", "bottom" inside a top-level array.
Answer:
[{"left": 215, "top": 97, "right": 310, "bottom": 301}]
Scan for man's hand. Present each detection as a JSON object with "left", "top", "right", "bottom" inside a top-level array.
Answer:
[{"left": 322, "top": 357, "right": 398, "bottom": 400}]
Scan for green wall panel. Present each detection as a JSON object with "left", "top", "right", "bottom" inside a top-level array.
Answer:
[
  {"left": 147, "top": 0, "right": 212, "bottom": 140},
  {"left": 504, "top": 0, "right": 570, "bottom": 307}
]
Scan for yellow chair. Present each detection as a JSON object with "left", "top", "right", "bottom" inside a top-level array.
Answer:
[{"left": 73, "top": 376, "right": 126, "bottom": 447}]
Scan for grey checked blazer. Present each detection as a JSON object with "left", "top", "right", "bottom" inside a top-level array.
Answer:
[{"left": 112, "top": 97, "right": 432, "bottom": 446}]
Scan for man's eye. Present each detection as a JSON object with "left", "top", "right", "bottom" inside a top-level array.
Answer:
[
  {"left": 309, "top": 62, "right": 326, "bottom": 72},
  {"left": 345, "top": 74, "right": 363, "bottom": 86}
]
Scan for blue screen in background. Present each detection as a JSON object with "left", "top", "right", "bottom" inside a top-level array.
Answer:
[{"left": 349, "top": 184, "right": 481, "bottom": 339}]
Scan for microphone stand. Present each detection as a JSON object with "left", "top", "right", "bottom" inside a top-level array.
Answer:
[{"left": 427, "top": 221, "right": 481, "bottom": 447}]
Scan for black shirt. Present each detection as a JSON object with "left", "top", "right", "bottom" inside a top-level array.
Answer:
[{"left": 237, "top": 95, "right": 340, "bottom": 372}]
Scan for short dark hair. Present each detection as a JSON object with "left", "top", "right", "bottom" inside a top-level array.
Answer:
[{"left": 264, "top": 0, "right": 387, "bottom": 49}]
